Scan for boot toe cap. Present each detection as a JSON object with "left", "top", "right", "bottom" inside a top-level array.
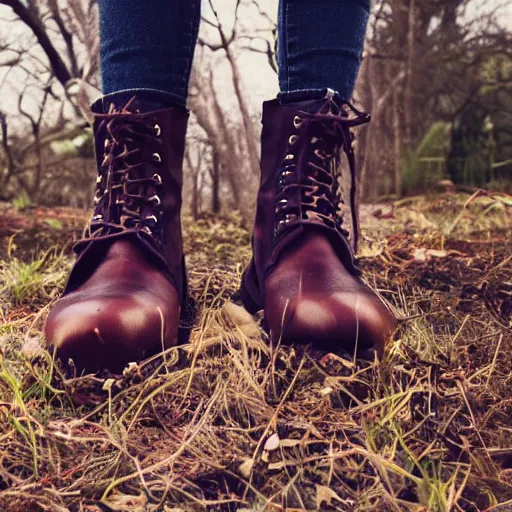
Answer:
[
  {"left": 45, "top": 291, "right": 179, "bottom": 373},
  {"left": 267, "top": 291, "right": 396, "bottom": 356}
]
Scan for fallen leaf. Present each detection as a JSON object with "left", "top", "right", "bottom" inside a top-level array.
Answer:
[
  {"left": 280, "top": 438, "right": 302, "bottom": 448},
  {"left": 406, "top": 210, "right": 437, "bottom": 230},
  {"left": 413, "top": 248, "right": 448, "bottom": 262},
  {"left": 413, "top": 248, "right": 428, "bottom": 262},
  {"left": 223, "top": 302, "right": 260, "bottom": 337},
  {"left": 316, "top": 485, "right": 345, "bottom": 509},
  {"left": 238, "top": 458, "right": 254, "bottom": 478},
  {"left": 264, "top": 433, "right": 280, "bottom": 451},
  {"left": 428, "top": 249, "right": 448, "bottom": 258},
  {"left": 358, "top": 241, "right": 385, "bottom": 259},
  {"left": 102, "top": 378, "right": 115, "bottom": 392},
  {"left": 102, "top": 492, "right": 147, "bottom": 511},
  {"left": 21, "top": 337, "right": 44, "bottom": 358},
  {"left": 319, "top": 353, "right": 354, "bottom": 369}
]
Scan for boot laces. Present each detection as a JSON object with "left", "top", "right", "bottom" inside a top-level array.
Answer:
[
  {"left": 275, "top": 97, "right": 370, "bottom": 252},
  {"left": 86, "top": 100, "right": 164, "bottom": 241}
]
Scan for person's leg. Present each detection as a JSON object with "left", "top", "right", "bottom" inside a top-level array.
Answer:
[
  {"left": 99, "top": 0, "right": 200, "bottom": 107},
  {"left": 277, "top": 0, "right": 370, "bottom": 101},
  {"left": 45, "top": 1, "right": 201, "bottom": 373},
  {"left": 241, "top": 0, "right": 396, "bottom": 354}
]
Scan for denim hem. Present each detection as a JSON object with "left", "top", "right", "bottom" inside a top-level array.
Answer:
[
  {"left": 93, "top": 88, "right": 187, "bottom": 111},
  {"left": 278, "top": 88, "right": 348, "bottom": 104},
  {"left": 276, "top": 1, "right": 368, "bottom": 100}
]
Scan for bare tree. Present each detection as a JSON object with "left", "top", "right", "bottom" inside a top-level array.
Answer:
[
  {"left": 184, "top": 128, "right": 210, "bottom": 220},
  {"left": 199, "top": 0, "right": 260, "bottom": 177},
  {"left": 0, "top": 0, "right": 99, "bottom": 202},
  {"left": 189, "top": 50, "right": 255, "bottom": 223},
  {"left": 0, "top": 0, "right": 99, "bottom": 89}
]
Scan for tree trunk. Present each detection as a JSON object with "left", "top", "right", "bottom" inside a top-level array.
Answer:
[
  {"left": 225, "top": 48, "right": 260, "bottom": 177},
  {"left": 403, "top": 0, "right": 416, "bottom": 149},
  {"left": 191, "top": 173, "right": 199, "bottom": 220},
  {"left": 393, "top": 87, "right": 402, "bottom": 197},
  {"left": 211, "top": 150, "right": 221, "bottom": 214},
  {"left": 356, "top": 55, "right": 372, "bottom": 201}
]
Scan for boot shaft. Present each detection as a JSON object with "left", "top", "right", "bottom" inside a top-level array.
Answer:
[
  {"left": 244, "top": 93, "right": 368, "bottom": 309},
  {"left": 66, "top": 97, "right": 189, "bottom": 299}
]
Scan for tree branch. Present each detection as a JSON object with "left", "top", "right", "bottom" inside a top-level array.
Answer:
[{"left": 0, "top": 0, "right": 72, "bottom": 86}]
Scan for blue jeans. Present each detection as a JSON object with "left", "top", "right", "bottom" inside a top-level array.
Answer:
[{"left": 99, "top": 0, "right": 370, "bottom": 106}]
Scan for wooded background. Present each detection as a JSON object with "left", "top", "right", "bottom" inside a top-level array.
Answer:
[{"left": 0, "top": 0, "right": 510, "bottom": 224}]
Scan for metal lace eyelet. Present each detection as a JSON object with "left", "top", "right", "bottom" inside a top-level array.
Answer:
[
  {"left": 325, "top": 88, "right": 336, "bottom": 100},
  {"left": 275, "top": 213, "right": 297, "bottom": 235},
  {"left": 289, "top": 135, "right": 298, "bottom": 145},
  {"left": 142, "top": 226, "right": 152, "bottom": 235},
  {"left": 152, "top": 152, "right": 162, "bottom": 163},
  {"left": 145, "top": 214, "right": 158, "bottom": 224},
  {"left": 285, "top": 154, "right": 294, "bottom": 161},
  {"left": 93, "top": 196, "right": 100, "bottom": 205},
  {"left": 92, "top": 214, "right": 103, "bottom": 221},
  {"left": 116, "top": 198, "right": 125, "bottom": 205},
  {"left": 152, "top": 173, "right": 162, "bottom": 184},
  {"left": 293, "top": 116, "right": 303, "bottom": 129},
  {"left": 149, "top": 194, "right": 161, "bottom": 206},
  {"left": 154, "top": 124, "right": 161, "bottom": 137},
  {"left": 278, "top": 169, "right": 294, "bottom": 187},
  {"left": 96, "top": 175, "right": 102, "bottom": 184},
  {"left": 104, "top": 139, "right": 111, "bottom": 149},
  {"left": 275, "top": 199, "right": 288, "bottom": 214}
]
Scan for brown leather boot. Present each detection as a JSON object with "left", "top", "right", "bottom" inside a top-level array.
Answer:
[
  {"left": 240, "top": 90, "right": 396, "bottom": 356},
  {"left": 45, "top": 97, "right": 189, "bottom": 373}
]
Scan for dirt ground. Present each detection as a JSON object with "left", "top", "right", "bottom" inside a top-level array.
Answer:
[{"left": 0, "top": 192, "right": 510, "bottom": 511}]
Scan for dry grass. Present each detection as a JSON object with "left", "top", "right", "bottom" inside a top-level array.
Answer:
[{"left": 0, "top": 193, "right": 510, "bottom": 512}]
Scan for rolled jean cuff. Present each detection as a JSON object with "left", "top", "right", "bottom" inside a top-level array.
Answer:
[
  {"left": 278, "top": 88, "right": 347, "bottom": 105},
  {"left": 92, "top": 88, "right": 187, "bottom": 112}
]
